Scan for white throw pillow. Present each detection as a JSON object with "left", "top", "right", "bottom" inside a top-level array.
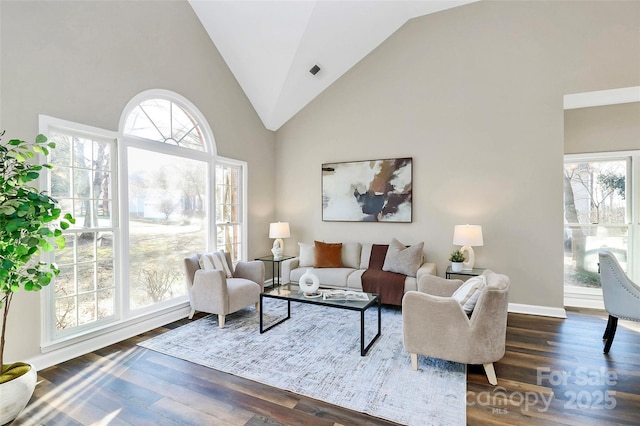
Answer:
[
  {"left": 382, "top": 238, "right": 424, "bottom": 277},
  {"left": 198, "top": 252, "right": 233, "bottom": 278},
  {"left": 452, "top": 275, "right": 486, "bottom": 314},
  {"left": 341, "top": 242, "right": 362, "bottom": 269},
  {"left": 215, "top": 251, "right": 233, "bottom": 278},
  {"left": 198, "top": 253, "right": 217, "bottom": 270},
  {"left": 298, "top": 242, "right": 315, "bottom": 267}
]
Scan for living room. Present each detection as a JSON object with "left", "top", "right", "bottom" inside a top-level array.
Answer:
[{"left": 1, "top": 0, "right": 639, "bottom": 425}]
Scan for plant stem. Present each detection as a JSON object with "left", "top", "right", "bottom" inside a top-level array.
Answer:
[{"left": 1, "top": 292, "right": 13, "bottom": 374}]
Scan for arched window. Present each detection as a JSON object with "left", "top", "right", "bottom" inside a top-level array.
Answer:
[
  {"left": 41, "top": 90, "right": 246, "bottom": 345},
  {"left": 123, "top": 98, "right": 207, "bottom": 151}
]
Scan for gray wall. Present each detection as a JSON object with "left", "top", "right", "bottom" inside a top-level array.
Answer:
[
  {"left": 565, "top": 102, "right": 640, "bottom": 154},
  {"left": 0, "top": 1, "right": 275, "bottom": 362},
  {"left": 275, "top": 1, "right": 640, "bottom": 308}
]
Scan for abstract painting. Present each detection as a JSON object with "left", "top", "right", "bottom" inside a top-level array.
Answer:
[{"left": 322, "top": 158, "right": 412, "bottom": 222}]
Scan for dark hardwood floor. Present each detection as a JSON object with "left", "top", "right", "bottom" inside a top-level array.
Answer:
[{"left": 13, "top": 308, "right": 640, "bottom": 425}]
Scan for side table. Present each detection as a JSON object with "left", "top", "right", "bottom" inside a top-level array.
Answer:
[
  {"left": 445, "top": 266, "right": 485, "bottom": 280},
  {"left": 255, "top": 255, "right": 295, "bottom": 288}
]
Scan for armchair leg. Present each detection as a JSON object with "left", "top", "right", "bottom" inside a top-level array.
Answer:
[
  {"left": 483, "top": 363, "right": 498, "bottom": 386},
  {"left": 188, "top": 308, "right": 195, "bottom": 319},
  {"left": 255, "top": 302, "right": 260, "bottom": 312},
  {"left": 603, "top": 315, "right": 618, "bottom": 354},
  {"left": 218, "top": 314, "right": 226, "bottom": 328},
  {"left": 410, "top": 353, "right": 418, "bottom": 371}
]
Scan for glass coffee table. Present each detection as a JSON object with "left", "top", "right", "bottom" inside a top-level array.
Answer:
[{"left": 260, "top": 284, "right": 381, "bottom": 356}]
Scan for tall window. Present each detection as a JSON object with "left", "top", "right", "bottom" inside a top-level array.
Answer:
[
  {"left": 41, "top": 90, "right": 247, "bottom": 345},
  {"left": 564, "top": 153, "right": 638, "bottom": 307},
  {"left": 215, "top": 161, "right": 244, "bottom": 263},
  {"left": 47, "top": 130, "right": 116, "bottom": 335}
]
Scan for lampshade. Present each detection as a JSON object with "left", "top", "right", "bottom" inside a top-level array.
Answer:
[
  {"left": 453, "top": 224, "right": 483, "bottom": 271},
  {"left": 269, "top": 222, "right": 290, "bottom": 239},
  {"left": 453, "top": 225, "right": 483, "bottom": 247}
]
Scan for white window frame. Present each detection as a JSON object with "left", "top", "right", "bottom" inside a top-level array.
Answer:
[
  {"left": 214, "top": 156, "right": 248, "bottom": 263},
  {"left": 564, "top": 150, "right": 639, "bottom": 309},
  {"left": 36, "top": 90, "right": 248, "bottom": 361}
]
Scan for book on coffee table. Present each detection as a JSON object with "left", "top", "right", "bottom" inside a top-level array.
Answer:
[{"left": 322, "top": 289, "right": 369, "bottom": 301}]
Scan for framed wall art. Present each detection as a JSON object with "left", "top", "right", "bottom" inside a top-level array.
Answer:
[{"left": 322, "top": 157, "right": 412, "bottom": 222}]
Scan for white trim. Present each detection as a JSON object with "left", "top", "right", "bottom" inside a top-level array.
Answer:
[
  {"left": 564, "top": 86, "right": 640, "bottom": 110},
  {"left": 30, "top": 302, "right": 191, "bottom": 372},
  {"left": 508, "top": 303, "right": 567, "bottom": 318}
]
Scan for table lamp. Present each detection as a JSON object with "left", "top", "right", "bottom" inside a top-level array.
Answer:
[
  {"left": 269, "top": 222, "right": 290, "bottom": 260},
  {"left": 453, "top": 224, "right": 483, "bottom": 270}
]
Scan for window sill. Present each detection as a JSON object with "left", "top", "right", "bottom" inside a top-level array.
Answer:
[{"left": 32, "top": 300, "right": 191, "bottom": 371}]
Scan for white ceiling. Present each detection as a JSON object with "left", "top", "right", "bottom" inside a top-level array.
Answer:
[{"left": 189, "top": 0, "right": 477, "bottom": 131}]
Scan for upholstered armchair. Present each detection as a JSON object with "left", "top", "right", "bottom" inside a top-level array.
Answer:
[
  {"left": 599, "top": 250, "right": 640, "bottom": 353},
  {"left": 402, "top": 270, "right": 510, "bottom": 385},
  {"left": 184, "top": 252, "right": 265, "bottom": 328}
]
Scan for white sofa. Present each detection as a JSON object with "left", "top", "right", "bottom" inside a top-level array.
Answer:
[{"left": 280, "top": 241, "right": 437, "bottom": 295}]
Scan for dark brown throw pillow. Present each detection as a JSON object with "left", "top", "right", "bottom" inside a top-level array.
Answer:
[{"left": 314, "top": 241, "right": 343, "bottom": 268}]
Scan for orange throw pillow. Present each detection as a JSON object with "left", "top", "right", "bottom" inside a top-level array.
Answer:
[{"left": 314, "top": 241, "right": 343, "bottom": 268}]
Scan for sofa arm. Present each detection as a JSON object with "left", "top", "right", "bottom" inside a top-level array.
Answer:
[
  {"left": 416, "top": 262, "right": 436, "bottom": 281},
  {"left": 234, "top": 260, "right": 265, "bottom": 290},
  {"left": 417, "top": 274, "right": 464, "bottom": 297},
  {"left": 280, "top": 257, "right": 299, "bottom": 284}
]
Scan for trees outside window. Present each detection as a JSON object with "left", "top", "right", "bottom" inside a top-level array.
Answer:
[
  {"left": 46, "top": 131, "right": 116, "bottom": 334},
  {"left": 41, "top": 90, "right": 247, "bottom": 343},
  {"left": 563, "top": 157, "right": 630, "bottom": 290}
]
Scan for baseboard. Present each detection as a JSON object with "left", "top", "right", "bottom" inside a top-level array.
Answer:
[
  {"left": 508, "top": 303, "right": 567, "bottom": 318},
  {"left": 28, "top": 304, "right": 192, "bottom": 371}
]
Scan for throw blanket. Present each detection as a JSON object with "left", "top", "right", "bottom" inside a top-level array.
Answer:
[{"left": 361, "top": 244, "right": 406, "bottom": 306}]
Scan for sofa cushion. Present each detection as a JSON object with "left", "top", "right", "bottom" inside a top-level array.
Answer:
[
  {"left": 452, "top": 275, "right": 486, "bottom": 314},
  {"left": 298, "top": 242, "right": 315, "bottom": 267},
  {"left": 382, "top": 238, "right": 424, "bottom": 277},
  {"left": 315, "top": 241, "right": 343, "bottom": 268},
  {"left": 290, "top": 267, "right": 355, "bottom": 287},
  {"left": 341, "top": 242, "right": 362, "bottom": 269}
]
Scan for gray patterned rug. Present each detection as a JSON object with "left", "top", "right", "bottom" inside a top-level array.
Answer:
[{"left": 138, "top": 299, "right": 466, "bottom": 425}]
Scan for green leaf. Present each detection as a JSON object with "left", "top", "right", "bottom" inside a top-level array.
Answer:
[
  {"left": 35, "top": 134, "right": 47, "bottom": 144},
  {"left": 0, "top": 206, "right": 16, "bottom": 215}
]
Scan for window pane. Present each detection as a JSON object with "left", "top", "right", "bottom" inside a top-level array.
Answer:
[
  {"left": 564, "top": 160, "right": 626, "bottom": 225},
  {"left": 128, "top": 148, "right": 206, "bottom": 310},
  {"left": 123, "top": 99, "right": 205, "bottom": 151},
  {"left": 215, "top": 162, "right": 243, "bottom": 263},
  {"left": 48, "top": 131, "right": 116, "bottom": 335},
  {"left": 564, "top": 158, "right": 629, "bottom": 290},
  {"left": 564, "top": 225, "right": 628, "bottom": 288},
  {"left": 56, "top": 296, "right": 77, "bottom": 330}
]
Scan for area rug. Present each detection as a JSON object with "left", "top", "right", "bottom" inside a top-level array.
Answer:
[{"left": 138, "top": 299, "right": 466, "bottom": 425}]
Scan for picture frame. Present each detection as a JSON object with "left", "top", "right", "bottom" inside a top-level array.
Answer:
[{"left": 321, "top": 157, "right": 412, "bottom": 222}]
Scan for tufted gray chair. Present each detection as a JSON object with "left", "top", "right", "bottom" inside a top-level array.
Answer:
[{"left": 599, "top": 250, "right": 640, "bottom": 354}]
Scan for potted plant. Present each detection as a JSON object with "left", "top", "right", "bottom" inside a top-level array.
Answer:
[
  {"left": 449, "top": 249, "right": 465, "bottom": 273},
  {"left": 0, "top": 133, "right": 74, "bottom": 424}
]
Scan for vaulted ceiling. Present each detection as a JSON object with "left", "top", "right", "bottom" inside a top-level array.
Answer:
[{"left": 189, "top": 1, "right": 477, "bottom": 131}]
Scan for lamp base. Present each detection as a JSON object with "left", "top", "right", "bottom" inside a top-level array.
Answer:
[
  {"left": 271, "top": 238, "right": 284, "bottom": 260},
  {"left": 460, "top": 245, "right": 475, "bottom": 270}
]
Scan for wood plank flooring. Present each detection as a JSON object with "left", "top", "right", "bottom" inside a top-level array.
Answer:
[{"left": 13, "top": 308, "right": 640, "bottom": 425}]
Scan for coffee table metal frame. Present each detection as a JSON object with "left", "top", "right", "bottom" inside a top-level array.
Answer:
[{"left": 260, "top": 284, "right": 382, "bottom": 356}]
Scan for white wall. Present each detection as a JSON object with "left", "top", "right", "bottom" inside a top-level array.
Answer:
[
  {"left": 0, "top": 1, "right": 276, "bottom": 363},
  {"left": 565, "top": 102, "right": 640, "bottom": 154},
  {"left": 275, "top": 1, "right": 640, "bottom": 309}
]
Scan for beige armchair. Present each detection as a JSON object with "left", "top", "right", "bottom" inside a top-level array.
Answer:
[
  {"left": 402, "top": 270, "right": 510, "bottom": 385},
  {"left": 184, "top": 252, "right": 265, "bottom": 328}
]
